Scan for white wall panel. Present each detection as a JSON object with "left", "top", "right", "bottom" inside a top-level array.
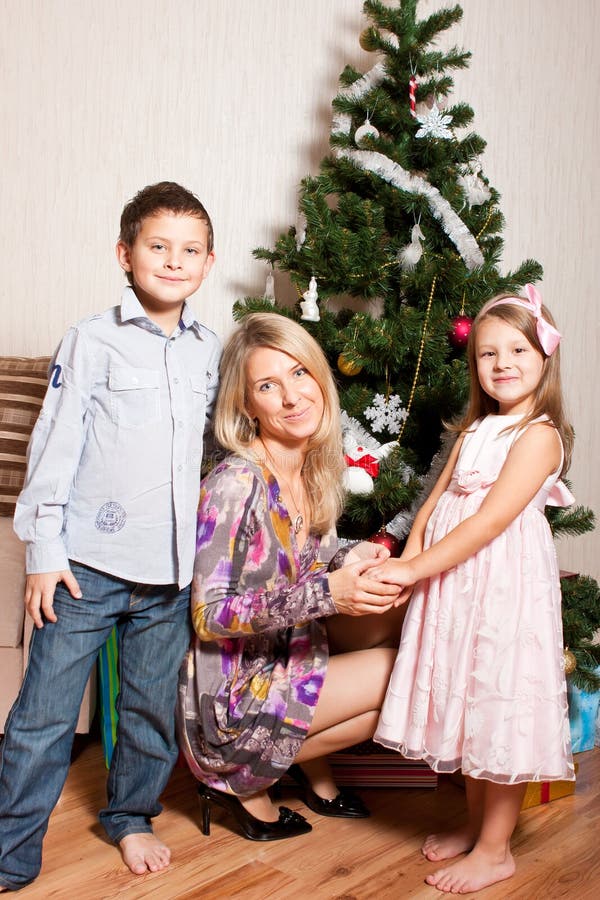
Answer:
[{"left": 1, "top": 0, "right": 598, "bottom": 577}]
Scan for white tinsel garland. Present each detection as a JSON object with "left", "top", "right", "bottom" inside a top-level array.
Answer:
[{"left": 334, "top": 148, "right": 483, "bottom": 271}]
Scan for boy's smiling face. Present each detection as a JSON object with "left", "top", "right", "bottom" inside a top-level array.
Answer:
[{"left": 116, "top": 211, "right": 215, "bottom": 325}]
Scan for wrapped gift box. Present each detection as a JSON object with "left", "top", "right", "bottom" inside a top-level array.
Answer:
[
  {"left": 567, "top": 671, "right": 600, "bottom": 753},
  {"left": 328, "top": 740, "right": 437, "bottom": 788},
  {"left": 521, "top": 766, "right": 578, "bottom": 809}
]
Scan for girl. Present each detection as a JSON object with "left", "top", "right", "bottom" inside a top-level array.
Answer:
[{"left": 373, "top": 285, "right": 575, "bottom": 894}]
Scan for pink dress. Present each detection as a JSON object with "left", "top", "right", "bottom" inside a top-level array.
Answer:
[{"left": 374, "top": 415, "right": 575, "bottom": 784}]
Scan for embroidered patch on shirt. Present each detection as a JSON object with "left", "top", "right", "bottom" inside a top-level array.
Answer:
[
  {"left": 95, "top": 501, "right": 127, "bottom": 533},
  {"left": 50, "top": 364, "right": 62, "bottom": 387}
]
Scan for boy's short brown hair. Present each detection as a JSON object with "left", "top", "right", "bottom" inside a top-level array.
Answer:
[{"left": 119, "top": 181, "right": 214, "bottom": 252}]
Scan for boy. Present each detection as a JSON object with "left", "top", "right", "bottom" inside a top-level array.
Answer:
[{"left": 0, "top": 182, "right": 221, "bottom": 891}]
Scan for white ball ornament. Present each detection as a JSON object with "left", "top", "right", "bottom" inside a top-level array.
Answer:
[
  {"left": 343, "top": 467, "right": 375, "bottom": 495},
  {"left": 354, "top": 117, "right": 380, "bottom": 147}
]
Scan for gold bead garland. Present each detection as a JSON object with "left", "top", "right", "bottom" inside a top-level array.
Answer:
[{"left": 396, "top": 275, "right": 437, "bottom": 444}]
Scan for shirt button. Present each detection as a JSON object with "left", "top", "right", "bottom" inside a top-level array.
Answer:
[
  {"left": 177, "top": 465, "right": 183, "bottom": 472},
  {"left": 174, "top": 377, "right": 179, "bottom": 384},
  {"left": 178, "top": 420, "right": 183, "bottom": 428}
]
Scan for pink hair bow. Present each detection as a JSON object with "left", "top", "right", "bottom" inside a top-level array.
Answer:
[
  {"left": 523, "top": 284, "right": 562, "bottom": 355},
  {"left": 488, "top": 284, "right": 562, "bottom": 355}
]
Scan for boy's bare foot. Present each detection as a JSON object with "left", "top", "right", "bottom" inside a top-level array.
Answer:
[
  {"left": 426, "top": 846, "right": 516, "bottom": 893},
  {"left": 119, "top": 833, "right": 171, "bottom": 875},
  {"left": 421, "top": 825, "right": 476, "bottom": 861}
]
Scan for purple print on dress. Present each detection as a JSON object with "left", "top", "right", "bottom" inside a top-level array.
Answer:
[
  {"left": 196, "top": 501, "right": 218, "bottom": 550},
  {"left": 294, "top": 671, "right": 324, "bottom": 707}
]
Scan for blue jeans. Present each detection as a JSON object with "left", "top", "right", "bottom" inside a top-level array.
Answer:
[{"left": 0, "top": 563, "right": 191, "bottom": 891}]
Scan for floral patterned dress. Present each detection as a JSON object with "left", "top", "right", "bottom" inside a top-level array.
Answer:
[
  {"left": 177, "top": 455, "right": 339, "bottom": 796},
  {"left": 375, "top": 415, "right": 575, "bottom": 784}
]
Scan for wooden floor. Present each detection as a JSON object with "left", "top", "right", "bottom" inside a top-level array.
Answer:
[{"left": 8, "top": 738, "right": 600, "bottom": 899}]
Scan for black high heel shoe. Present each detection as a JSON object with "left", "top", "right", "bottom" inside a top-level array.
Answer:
[
  {"left": 197, "top": 783, "right": 312, "bottom": 841},
  {"left": 287, "top": 764, "right": 370, "bottom": 818}
]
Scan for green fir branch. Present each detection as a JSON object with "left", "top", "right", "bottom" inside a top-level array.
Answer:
[{"left": 548, "top": 505, "right": 596, "bottom": 538}]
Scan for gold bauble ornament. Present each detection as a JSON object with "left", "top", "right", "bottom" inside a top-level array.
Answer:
[
  {"left": 562, "top": 648, "right": 577, "bottom": 675},
  {"left": 337, "top": 353, "right": 363, "bottom": 376},
  {"left": 359, "top": 28, "right": 372, "bottom": 51}
]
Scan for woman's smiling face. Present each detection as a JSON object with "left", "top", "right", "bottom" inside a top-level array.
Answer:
[{"left": 245, "top": 346, "right": 324, "bottom": 448}]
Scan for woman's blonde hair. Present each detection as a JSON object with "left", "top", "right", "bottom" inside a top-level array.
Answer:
[
  {"left": 453, "top": 293, "right": 573, "bottom": 473},
  {"left": 214, "top": 313, "right": 346, "bottom": 533}
]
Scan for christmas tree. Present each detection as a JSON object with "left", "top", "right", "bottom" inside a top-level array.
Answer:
[
  {"left": 235, "top": 0, "right": 599, "bottom": 690},
  {"left": 237, "top": 0, "right": 542, "bottom": 540}
]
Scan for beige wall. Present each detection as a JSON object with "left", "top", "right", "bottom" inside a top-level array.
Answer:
[{"left": 1, "top": 0, "right": 598, "bottom": 579}]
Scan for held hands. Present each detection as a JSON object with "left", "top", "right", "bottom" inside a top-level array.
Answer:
[
  {"left": 343, "top": 541, "right": 418, "bottom": 606},
  {"left": 342, "top": 540, "right": 391, "bottom": 566},
  {"left": 328, "top": 557, "right": 402, "bottom": 616},
  {"left": 369, "top": 558, "right": 416, "bottom": 592},
  {"left": 24, "top": 570, "right": 82, "bottom": 629}
]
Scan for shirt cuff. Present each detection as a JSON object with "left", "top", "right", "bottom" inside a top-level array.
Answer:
[
  {"left": 327, "top": 543, "right": 358, "bottom": 571},
  {"left": 25, "top": 540, "right": 70, "bottom": 574}
]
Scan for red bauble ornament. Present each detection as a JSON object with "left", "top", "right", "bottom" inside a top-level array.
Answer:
[
  {"left": 448, "top": 314, "right": 473, "bottom": 349},
  {"left": 369, "top": 529, "right": 401, "bottom": 557}
]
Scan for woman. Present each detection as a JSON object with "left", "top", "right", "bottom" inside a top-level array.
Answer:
[{"left": 177, "top": 313, "right": 404, "bottom": 841}]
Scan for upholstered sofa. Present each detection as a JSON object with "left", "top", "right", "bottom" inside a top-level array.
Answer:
[{"left": 0, "top": 356, "right": 95, "bottom": 732}]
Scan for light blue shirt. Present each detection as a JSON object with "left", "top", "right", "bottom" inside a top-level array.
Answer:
[{"left": 14, "top": 286, "right": 221, "bottom": 587}]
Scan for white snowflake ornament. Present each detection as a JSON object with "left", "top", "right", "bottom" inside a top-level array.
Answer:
[
  {"left": 364, "top": 394, "right": 408, "bottom": 435},
  {"left": 415, "top": 102, "right": 453, "bottom": 140}
]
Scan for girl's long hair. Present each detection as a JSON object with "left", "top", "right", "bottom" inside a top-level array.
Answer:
[
  {"left": 452, "top": 294, "right": 573, "bottom": 474},
  {"left": 214, "top": 312, "right": 346, "bottom": 533}
]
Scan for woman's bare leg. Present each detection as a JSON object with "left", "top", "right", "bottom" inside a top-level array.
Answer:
[
  {"left": 239, "top": 789, "right": 282, "bottom": 821},
  {"left": 240, "top": 648, "right": 395, "bottom": 818},
  {"left": 326, "top": 606, "right": 406, "bottom": 654},
  {"left": 293, "top": 648, "right": 396, "bottom": 795}
]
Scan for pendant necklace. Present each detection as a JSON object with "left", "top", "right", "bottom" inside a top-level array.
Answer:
[{"left": 259, "top": 439, "right": 305, "bottom": 534}]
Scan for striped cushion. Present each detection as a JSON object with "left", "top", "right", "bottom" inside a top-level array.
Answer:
[{"left": 0, "top": 357, "right": 51, "bottom": 516}]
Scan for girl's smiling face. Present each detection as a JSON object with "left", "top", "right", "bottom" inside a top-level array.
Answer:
[{"left": 476, "top": 317, "right": 545, "bottom": 415}]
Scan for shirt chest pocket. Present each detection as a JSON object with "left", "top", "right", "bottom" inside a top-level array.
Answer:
[
  {"left": 108, "top": 366, "right": 160, "bottom": 429},
  {"left": 190, "top": 373, "right": 208, "bottom": 434}
]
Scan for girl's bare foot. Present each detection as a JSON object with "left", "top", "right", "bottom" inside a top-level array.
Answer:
[
  {"left": 119, "top": 833, "right": 171, "bottom": 875},
  {"left": 421, "top": 825, "right": 476, "bottom": 861},
  {"left": 426, "top": 846, "right": 516, "bottom": 894}
]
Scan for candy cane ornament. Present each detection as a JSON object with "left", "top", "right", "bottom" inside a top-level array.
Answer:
[{"left": 409, "top": 74, "right": 417, "bottom": 117}]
